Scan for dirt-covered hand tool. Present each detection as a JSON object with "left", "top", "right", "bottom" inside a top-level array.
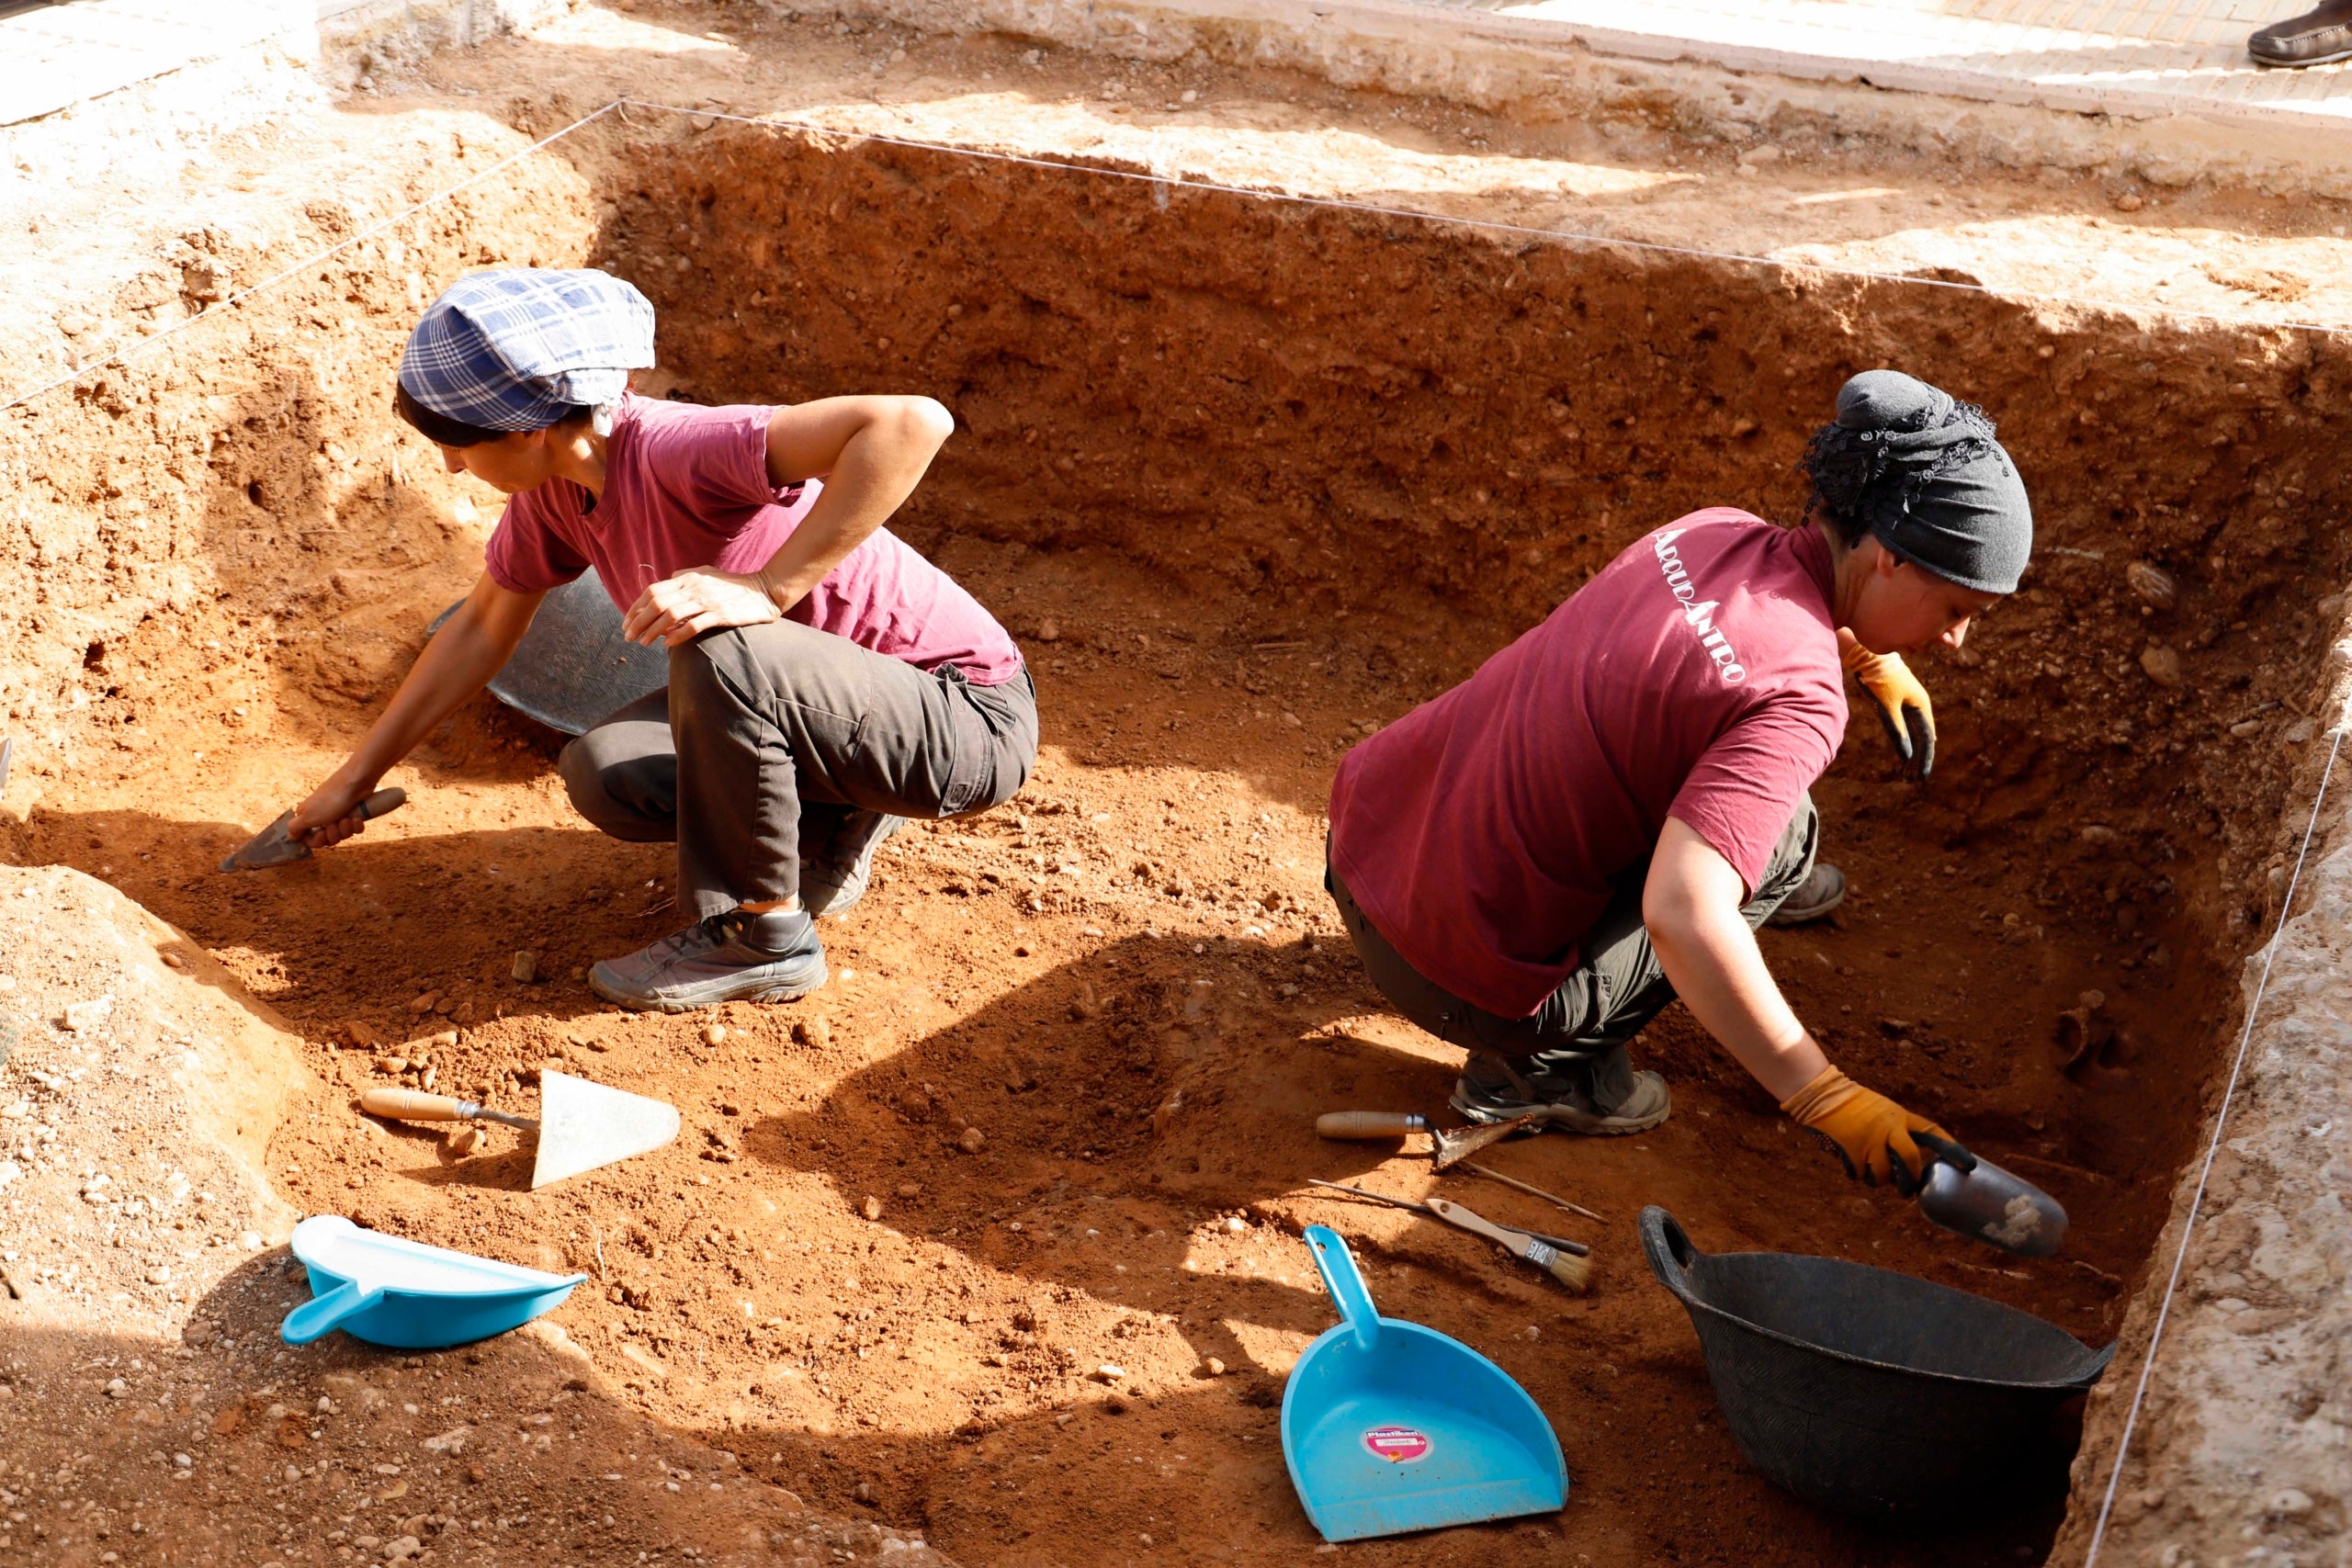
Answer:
[
  {"left": 1917, "top": 1155, "right": 2069, "bottom": 1257},
  {"left": 1314, "top": 1111, "right": 1540, "bottom": 1171},
  {"left": 1282, "top": 1224, "right": 1567, "bottom": 1540},
  {"left": 1306, "top": 1178, "right": 1589, "bottom": 1292},
  {"left": 220, "top": 786, "right": 406, "bottom": 872},
  {"left": 359, "top": 1070, "right": 679, "bottom": 1189}
]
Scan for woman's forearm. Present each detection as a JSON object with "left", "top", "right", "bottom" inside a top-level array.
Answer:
[
  {"left": 334, "top": 581, "right": 537, "bottom": 786},
  {"left": 757, "top": 397, "right": 954, "bottom": 612},
  {"left": 1645, "top": 818, "right": 1831, "bottom": 1101}
]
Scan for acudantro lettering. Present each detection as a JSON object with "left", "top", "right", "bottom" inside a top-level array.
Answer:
[{"left": 1651, "top": 528, "right": 1747, "bottom": 684}]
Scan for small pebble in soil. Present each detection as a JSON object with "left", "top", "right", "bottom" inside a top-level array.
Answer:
[
  {"left": 1225, "top": 1216, "right": 1247, "bottom": 1234},
  {"left": 1204, "top": 1358, "right": 1226, "bottom": 1376},
  {"left": 510, "top": 951, "right": 537, "bottom": 984},
  {"left": 161, "top": 952, "right": 186, "bottom": 970},
  {"left": 861, "top": 1195, "right": 883, "bottom": 1221},
  {"left": 701, "top": 1023, "right": 727, "bottom": 1047},
  {"left": 957, "top": 1126, "right": 987, "bottom": 1155},
  {"left": 2125, "top": 560, "right": 2177, "bottom": 611},
  {"left": 896, "top": 1181, "right": 922, "bottom": 1199}
]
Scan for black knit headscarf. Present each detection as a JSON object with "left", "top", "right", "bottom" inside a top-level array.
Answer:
[{"left": 1801, "top": 370, "right": 2032, "bottom": 595}]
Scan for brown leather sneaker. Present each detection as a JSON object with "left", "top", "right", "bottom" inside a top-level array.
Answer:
[{"left": 2250, "top": 0, "right": 2352, "bottom": 66}]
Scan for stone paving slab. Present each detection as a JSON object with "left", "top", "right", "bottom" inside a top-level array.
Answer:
[{"left": 0, "top": 0, "right": 308, "bottom": 127}]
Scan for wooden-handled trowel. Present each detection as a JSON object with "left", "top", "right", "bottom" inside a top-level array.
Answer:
[
  {"left": 220, "top": 787, "right": 407, "bottom": 872},
  {"left": 1315, "top": 1111, "right": 1540, "bottom": 1170},
  {"left": 360, "top": 1071, "right": 681, "bottom": 1189}
]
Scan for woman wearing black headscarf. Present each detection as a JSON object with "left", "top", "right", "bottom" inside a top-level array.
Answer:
[{"left": 1324, "top": 370, "right": 2031, "bottom": 1196}]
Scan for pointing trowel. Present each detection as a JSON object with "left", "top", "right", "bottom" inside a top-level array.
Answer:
[
  {"left": 359, "top": 1071, "right": 681, "bottom": 1189},
  {"left": 1315, "top": 1111, "right": 1541, "bottom": 1170},
  {"left": 220, "top": 787, "right": 405, "bottom": 872}
]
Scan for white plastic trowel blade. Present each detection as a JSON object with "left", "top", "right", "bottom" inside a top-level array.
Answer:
[{"left": 531, "top": 1070, "right": 681, "bottom": 1190}]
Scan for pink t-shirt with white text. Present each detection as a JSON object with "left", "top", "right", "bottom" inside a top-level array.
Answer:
[
  {"left": 484, "top": 394, "right": 1023, "bottom": 684},
  {"left": 1328, "top": 509, "right": 1848, "bottom": 1019}
]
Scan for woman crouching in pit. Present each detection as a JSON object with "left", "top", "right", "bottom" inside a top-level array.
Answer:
[{"left": 286, "top": 268, "right": 1036, "bottom": 1011}]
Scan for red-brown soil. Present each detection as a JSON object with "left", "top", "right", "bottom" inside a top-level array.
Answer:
[
  {"left": 9, "top": 11, "right": 2352, "bottom": 1567},
  {"left": 11, "top": 518, "right": 2334, "bottom": 1568}
]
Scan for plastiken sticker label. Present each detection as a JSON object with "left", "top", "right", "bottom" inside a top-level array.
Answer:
[{"left": 1362, "top": 1425, "right": 1433, "bottom": 1464}]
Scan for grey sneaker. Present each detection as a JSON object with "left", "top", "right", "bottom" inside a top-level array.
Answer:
[
  {"left": 589, "top": 908, "right": 827, "bottom": 1013},
  {"left": 1449, "top": 1055, "right": 1671, "bottom": 1135},
  {"left": 1765, "top": 862, "right": 1847, "bottom": 927},
  {"left": 802, "top": 811, "right": 906, "bottom": 918}
]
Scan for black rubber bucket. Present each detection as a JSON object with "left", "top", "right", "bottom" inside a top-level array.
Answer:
[
  {"left": 1640, "top": 1207, "right": 2113, "bottom": 1520},
  {"left": 427, "top": 569, "right": 669, "bottom": 737}
]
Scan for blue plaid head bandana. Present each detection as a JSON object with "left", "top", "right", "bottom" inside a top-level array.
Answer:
[{"left": 397, "top": 268, "right": 657, "bottom": 436}]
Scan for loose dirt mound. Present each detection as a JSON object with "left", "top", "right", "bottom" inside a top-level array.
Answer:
[{"left": 0, "top": 866, "right": 934, "bottom": 1568}]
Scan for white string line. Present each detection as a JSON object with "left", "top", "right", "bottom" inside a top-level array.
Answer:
[
  {"left": 9, "top": 88, "right": 2349, "bottom": 421},
  {"left": 0, "top": 97, "right": 626, "bottom": 418},
  {"left": 2080, "top": 720, "right": 2346, "bottom": 1566},
  {"left": 619, "top": 96, "right": 2352, "bottom": 344}
]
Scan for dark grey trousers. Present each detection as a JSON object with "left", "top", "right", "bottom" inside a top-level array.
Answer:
[
  {"left": 1326, "top": 795, "right": 1819, "bottom": 1110},
  {"left": 558, "top": 620, "right": 1038, "bottom": 919}
]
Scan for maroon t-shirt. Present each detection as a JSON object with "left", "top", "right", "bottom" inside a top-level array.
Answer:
[
  {"left": 484, "top": 394, "right": 1023, "bottom": 684},
  {"left": 1329, "top": 509, "right": 1848, "bottom": 1018}
]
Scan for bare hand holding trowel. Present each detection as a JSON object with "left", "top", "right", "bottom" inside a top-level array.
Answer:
[
  {"left": 224, "top": 574, "right": 548, "bottom": 874},
  {"left": 220, "top": 784, "right": 407, "bottom": 872}
]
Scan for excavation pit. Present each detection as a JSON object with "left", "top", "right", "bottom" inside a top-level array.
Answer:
[{"left": 6, "top": 84, "right": 2350, "bottom": 1568}]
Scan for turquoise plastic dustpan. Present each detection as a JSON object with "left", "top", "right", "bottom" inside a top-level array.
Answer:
[
  {"left": 281, "top": 1216, "right": 587, "bottom": 1349},
  {"left": 1281, "top": 1225, "right": 1567, "bottom": 1541}
]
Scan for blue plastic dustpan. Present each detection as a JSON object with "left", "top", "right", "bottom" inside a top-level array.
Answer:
[
  {"left": 281, "top": 1216, "right": 587, "bottom": 1349},
  {"left": 1281, "top": 1225, "right": 1567, "bottom": 1541}
]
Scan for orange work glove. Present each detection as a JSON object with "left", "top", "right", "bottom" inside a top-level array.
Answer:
[
  {"left": 1841, "top": 633, "right": 1935, "bottom": 779},
  {"left": 1780, "top": 1066, "right": 1972, "bottom": 1196}
]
